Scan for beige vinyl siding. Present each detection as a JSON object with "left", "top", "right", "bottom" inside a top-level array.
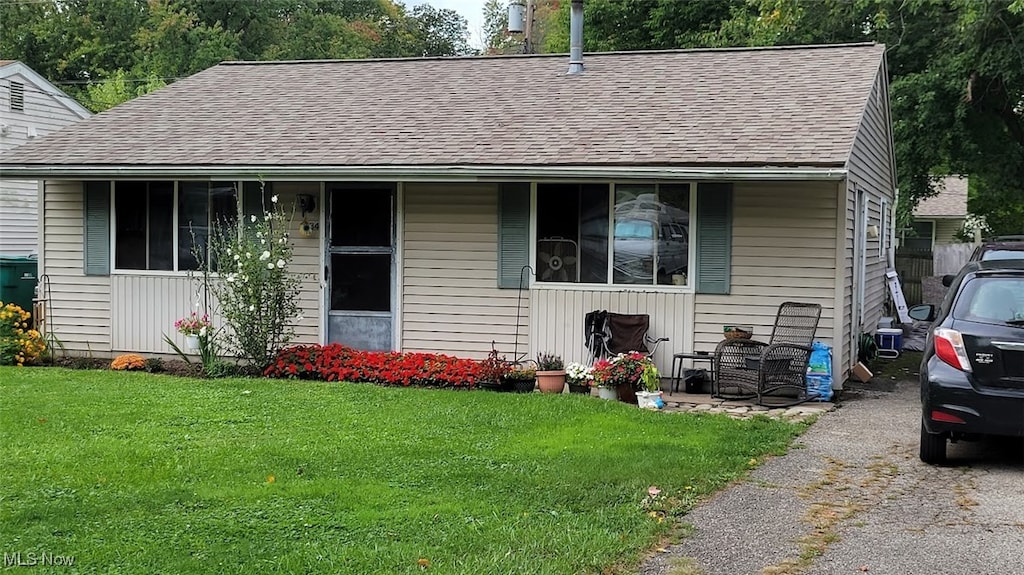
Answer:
[
  {"left": 1, "top": 72, "right": 88, "bottom": 256},
  {"left": 40, "top": 181, "right": 112, "bottom": 353},
  {"left": 842, "top": 186, "right": 855, "bottom": 376},
  {"left": 0, "top": 180, "right": 39, "bottom": 255},
  {"left": 695, "top": 181, "right": 839, "bottom": 369},
  {"left": 933, "top": 218, "right": 964, "bottom": 246},
  {"left": 402, "top": 183, "right": 528, "bottom": 359},
  {"left": 530, "top": 289, "right": 692, "bottom": 375},
  {"left": 845, "top": 65, "right": 897, "bottom": 372},
  {"left": 107, "top": 183, "right": 322, "bottom": 354}
]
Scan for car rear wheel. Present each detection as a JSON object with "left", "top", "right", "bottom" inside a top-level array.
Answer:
[{"left": 920, "top": 419, "right": 947, "bottom": 464}]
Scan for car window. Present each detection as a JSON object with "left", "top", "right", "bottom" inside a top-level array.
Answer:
[
  {"left": 614, "top": 220, "right": 654, "bottom": 240},
  {"left": 953, "top": 277, "right": 1024, "bottom": 324},
  {"left": 979, "top": 249, "right": 1024, "bottom": 261}
]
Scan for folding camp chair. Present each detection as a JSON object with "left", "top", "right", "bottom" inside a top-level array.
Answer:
[
  {"left": 713, "top": 302, "right": 822, "bottom": 406},
  {"left": 584, "top": 310, "right": 668, "bottom": 364}
]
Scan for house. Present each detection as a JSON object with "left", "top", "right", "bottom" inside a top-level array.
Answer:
[
  {"left": 0, "top": 43, "right": 897, "bottom": 387},
  {"left": 905, "top": 175, "right": 979, "bottom": 251},
  {"left": 0, "top": 60, "right": 91, "bottom": 256}
]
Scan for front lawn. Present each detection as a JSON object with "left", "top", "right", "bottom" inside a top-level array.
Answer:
[{"left": 1, "top": 368, "right": 804, "bottom": 574}]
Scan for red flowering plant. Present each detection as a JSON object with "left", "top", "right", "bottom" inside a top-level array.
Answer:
[
  {"left": 264, "top": 343, "right": 482, "bottom": 388},
  {"left": 591, "top": 351, "right": 655, "bottom": 390}
]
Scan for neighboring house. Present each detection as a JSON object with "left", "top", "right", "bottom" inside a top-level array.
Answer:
[
  {"left": 0, "top": 60, "right": 91, "bottom": 255},
  {"left": 0, "top": 43, "right": 897, "bottom": 386},
  {"left": 905, "top": 176, "right": 979, "bottom": 251}
]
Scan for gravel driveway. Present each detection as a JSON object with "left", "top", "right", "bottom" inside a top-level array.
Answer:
[{"left": 639, "top": 368, "right": 1024, "bottom": 575}]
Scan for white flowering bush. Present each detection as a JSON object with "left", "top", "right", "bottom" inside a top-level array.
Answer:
[
  {"left": 203, "top": 193, "right": 304, "bottom": 370},
  {"left": 565, "top": 362, "right": 594, "bottom": 387}
]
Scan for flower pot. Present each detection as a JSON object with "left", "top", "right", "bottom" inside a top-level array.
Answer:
[
  {"left": 567, "top": 382, "right": 591, "bottom": 395},
  {"left": 597, "top": 386, "right": 618, "bottom": 400},
  {"left": 478, "top": 379, "right": 503, "bottom": 392},
  {"left": 508, "top": 378, "right": 536, "bottom": 393},
  {"left": 185, "top": 335, "right": 200, "bottom": 351},
  {"left": 636, "top": 390, "right": 664, "bottom": 410},
  {"left": 536, "top": 370, "right": 566, "bottom": 394},
  {"left": 615, "top": 382, "right": 638, "bottom": 405}
]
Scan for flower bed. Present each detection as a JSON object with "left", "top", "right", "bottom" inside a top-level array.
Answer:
[{"left": 264, "top": 343, "right": 483, "bottom": 388}]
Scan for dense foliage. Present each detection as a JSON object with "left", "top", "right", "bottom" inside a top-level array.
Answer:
[
  {"left": 0, "top": 302, "right": 45, "bottom": 366},
  {"left": 0, "top": 0, "right": 471, "bottom": 111}
]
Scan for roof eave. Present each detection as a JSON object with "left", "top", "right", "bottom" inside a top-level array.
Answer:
[{"left": 0, "top": 164, "right": 848, "bottom": 182}]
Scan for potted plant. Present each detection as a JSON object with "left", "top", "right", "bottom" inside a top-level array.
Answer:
[
  {"left": 635, "top": 361, "right": 665, "bottom": 410},
  {"left": 504, "top": 364, "right": 537, "bottom": 393},
  {"left": 477, "top": 347, "right": 510, "bottom": 391},
  {"left": 565, "top": 362, "right": 594, "bottom": 394},
  {"left": 592, "top": 351, "right": 656, "bottom": 405},
  {"left": 535, "top": 352, "right": 566, "bottom": 394},
  {"left": 175, "top": 312, "right": 212, "bottom": 351}
]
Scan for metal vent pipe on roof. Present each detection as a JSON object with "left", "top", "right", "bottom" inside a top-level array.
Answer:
[{"left": 567, "top": 0, "right": 584, "bottom": 74}]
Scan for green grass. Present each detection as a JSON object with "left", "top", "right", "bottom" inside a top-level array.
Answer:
[{"left": 0, "top": 368, "right": 805, "bottom": 574}]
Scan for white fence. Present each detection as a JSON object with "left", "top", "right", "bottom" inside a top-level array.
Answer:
[{"left": 933, "top": 243, "right": 976, "bottom": 275}]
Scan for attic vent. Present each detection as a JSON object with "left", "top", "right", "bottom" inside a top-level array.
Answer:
[{"left": 10, "top": 81, "right": 24, "bottom": 111}]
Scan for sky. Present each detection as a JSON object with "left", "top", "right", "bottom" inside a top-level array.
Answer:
[{"left": 416, "top": 0, "right": 490, "bottom": 50}]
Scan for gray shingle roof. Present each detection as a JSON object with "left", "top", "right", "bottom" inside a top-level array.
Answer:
[
  {"left": 1, "top": 43, "right": 884, "bottom": 169},
  {"left": 915, "top": 176, "right": 968, "bottom": 218}
]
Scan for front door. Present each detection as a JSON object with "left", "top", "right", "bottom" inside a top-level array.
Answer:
[{"left": 326, "top": 184, "right": 395, "bottom": 350}]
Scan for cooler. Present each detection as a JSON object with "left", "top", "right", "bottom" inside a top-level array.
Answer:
[{"left": 875, "top": 328, "right": 903, "bottom": 358}]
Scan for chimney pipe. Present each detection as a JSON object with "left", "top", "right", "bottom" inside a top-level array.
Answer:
[{"left": 567, "top": 0, "right": 584, "bottom": 74}]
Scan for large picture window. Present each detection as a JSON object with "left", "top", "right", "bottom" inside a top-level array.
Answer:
[
  {"left": 113, "top": 181, "right": 238, "bottom": 271},
  {"left": 535, "top": 183, "right": 692, "bottom": 286}
]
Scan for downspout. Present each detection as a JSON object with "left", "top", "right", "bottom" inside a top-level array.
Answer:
[{"left": 567, "top": 0, "right": 584, "bottom": 75}]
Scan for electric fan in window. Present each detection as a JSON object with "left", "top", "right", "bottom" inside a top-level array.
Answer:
[{"left": 537, "top": 237, "right": 579, "bottom": 282}]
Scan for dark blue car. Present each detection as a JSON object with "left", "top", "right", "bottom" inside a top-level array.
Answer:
[{"left": 914, "top": 259, "right": 1024, "bottom": 464}]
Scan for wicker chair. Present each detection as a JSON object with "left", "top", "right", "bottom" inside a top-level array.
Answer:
[{"left": 713, "top": 302, "right": 823, "bottom": 406}]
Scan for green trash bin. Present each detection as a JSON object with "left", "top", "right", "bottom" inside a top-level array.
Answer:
[{"left": 0, "top": 255, "right": 38, "bottom": 314}]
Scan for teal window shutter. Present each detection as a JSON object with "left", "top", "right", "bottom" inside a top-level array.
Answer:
[
  {"left": 83, "top": 181, "right": 111, "bottom": 276},
  {"left": 497, "top": 183, "right": 530, "bottom": 289},
  {"left": 696, "top": 183, "right": 733, "bottom": 294}
]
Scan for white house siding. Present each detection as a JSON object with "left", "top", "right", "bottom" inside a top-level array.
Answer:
[
  {"left": 933, "top": 218, "right": 964, "bottom": 246},
  {"left": 695, "top": 181, "right": 840, "bottom": 374},
  {"left": 40, "top": 181, "right": 112, "bottom": 353},
  {"left": 530, "top": 289, "right": 692, "bottom": 375},
  {"left": 108, "top": 183, "right": 322, "bottom": 354},
  {"left": 845, "top": 65, "right": 897, "bottom": 373},
  {"left": 1, "top": 70, "right": 88, "bottom": 256},
  {"left": 401, "top": 183, "right": 528, "bottom": 360}
]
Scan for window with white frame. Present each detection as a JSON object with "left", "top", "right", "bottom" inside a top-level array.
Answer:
[
  {"left": 535, "top": 183, "right": 692, "bottom": 286},
  {"left": 113, "top": 181, "right": 238, "bottom": 271}
]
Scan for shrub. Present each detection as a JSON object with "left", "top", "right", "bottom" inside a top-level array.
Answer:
[
  {"left": 0, "top": 302, "right": 46, "bottom": 366},
  {"left": 202, "top": 189, "right": 305, "bottom": 370},
  {"left": 111, "top": 354, "right": 147, "bottom": 371},
  {"left": 265, "top": 344, "right": 483, "bottom": 388}
]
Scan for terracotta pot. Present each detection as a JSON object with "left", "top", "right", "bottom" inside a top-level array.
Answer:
[{"left": 536, "top": 370, "right": 566, "bottom": 394}]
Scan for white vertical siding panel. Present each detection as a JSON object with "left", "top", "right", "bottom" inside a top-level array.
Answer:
[
  {"left": 530, "top": 288, "right": 692, "bottom": 376},
  {"left": 111, "top": 275, "right": 197, "bottom": 353}
]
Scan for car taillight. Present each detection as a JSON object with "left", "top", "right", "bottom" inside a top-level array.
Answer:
[{"left": 934, "top": 328, "right": 972, "bottom": 372}]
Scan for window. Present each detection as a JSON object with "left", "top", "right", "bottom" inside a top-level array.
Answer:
[
  {"left": 901, "top": 220, "right": 934, "bottom": 253},
  {"left": 9, "top": 81, "right": 24, "bottom": 111},
  {"left": 535, "top": 183, "right": 692, "bottom": 286},
  {"left": 113, "top": 181, "right": 237, "bottom": 271}
]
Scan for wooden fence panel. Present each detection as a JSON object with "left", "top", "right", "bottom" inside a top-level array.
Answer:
[{"left": 895, "top": 251, "right": 934, "bottom": 307}]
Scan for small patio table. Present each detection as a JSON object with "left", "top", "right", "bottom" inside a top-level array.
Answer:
[{"left": 670, "top": 352, "right": 715, "bottom": 394}]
